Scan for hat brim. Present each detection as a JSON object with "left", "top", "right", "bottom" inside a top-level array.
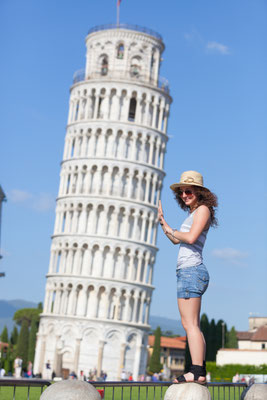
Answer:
[{"left": 170, "top": 183, "right": 209, "bottom": 191}]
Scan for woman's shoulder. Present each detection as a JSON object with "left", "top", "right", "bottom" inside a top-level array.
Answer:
[{"left": 195, "top": 205, "right": 210, "bottom": 216}]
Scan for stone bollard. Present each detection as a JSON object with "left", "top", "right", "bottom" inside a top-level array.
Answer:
[
  {"left": 164, "top": 383, "right": 211, "bottom": 400},
  {"left": 40, "top": 380, "right": 101, "bottom": 400},
  {"left": 241, "top": 384, "right": 267, "bottom": 400}
]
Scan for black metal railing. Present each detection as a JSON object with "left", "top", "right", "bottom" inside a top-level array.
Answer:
[
  {"left": 72, "top": 69, "right": 170, "bottom": 94},
  {"left": 0, "top": 378, "right": 51, "bottom": 399},
  {"left": 87, "top": 24, "right": 162, "bottom": 41},
  {"left": 0, "top": 379, "right": 247, "bottom": 400}
]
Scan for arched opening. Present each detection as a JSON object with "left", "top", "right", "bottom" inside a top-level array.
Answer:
[
  {"left": 128, "top": 97, "right": 137, "bottom": 121},
  {"left": 117, "top": 43, "right": 124, "bottom": 59},
  {"left": 100, "top": 56, "right": 108, "bottom": 76},
  {"left": 130, "top": 56, "right": 141, "bottom": 78}
]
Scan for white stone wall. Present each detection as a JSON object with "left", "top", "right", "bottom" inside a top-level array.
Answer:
[
  {"left": 34, "top": 25, "right": 171, "bottom": 381},
  {"left": 238, "top": 340, "right": 267, "bottom": 350},
  {"left": 216, "top": 349, "right": 267, "bottom": 366}
]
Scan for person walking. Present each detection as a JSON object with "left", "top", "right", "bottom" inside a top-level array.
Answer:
[{"left": 158, "top": 171, "right": 218, "bottom": 384}]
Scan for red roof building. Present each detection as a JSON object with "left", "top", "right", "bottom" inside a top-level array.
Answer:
[{"left": 147, "top": 335, "right": 186, "bottom": 377}]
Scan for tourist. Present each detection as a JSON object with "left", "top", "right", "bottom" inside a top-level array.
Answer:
[
  {"left": 14, "top": 356, "right": 23, "bottom": 378},
  {"left": 0, "top": 366, "right": 5, "bottom": 377},
  {"left": 158, "top": 171, "right": 218, "bottom": 384},
  {"left": 27, "top": 361, "right": 33, "bottom": 378},
  {"left": 121, "top": 369, "right": 127, "bottom": 381},
  {"left": 232, "top": 372, "right": 240, "bottom": 383}
]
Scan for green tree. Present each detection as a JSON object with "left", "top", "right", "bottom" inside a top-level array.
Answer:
[
  {"left": 1, "top": 326, "right": 9, "bottom": 365},
  {"left": 10, "top": 326, "right": 19, "bottom": 346},
  {"left": 216, "top": 320, "right": 227, "bottom": 352},
  {"left": 28, "top": 316, "right": 39, "bottom": 363},
  {"left": 200, "top": 313, "right": 209, "bottom": 353},
  {"left": 16, "top": 319, "right": 29, "bottom": 370},
  {"left": 13, "top": 308, "right": 41, "bottom": 327},
  {"left": 208, "top": 319, "right": 217, "bottom": 361},
  {"left": 226, "top": 326, "right": 238, "bottom": 348},
  {"left": 1, "top": 326, "right": 8, "bottom": 343},
  {"left": 149, "top": 326, "right": 163, "bottom": 373}
]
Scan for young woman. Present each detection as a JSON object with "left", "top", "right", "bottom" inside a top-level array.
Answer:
[{"left": 157, "top": 171, "right": 218, "bottom": 384}]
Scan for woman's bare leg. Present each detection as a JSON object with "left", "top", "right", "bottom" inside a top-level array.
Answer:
[{"left": 176, "top": 297, "right": 206, "bottom": 381}]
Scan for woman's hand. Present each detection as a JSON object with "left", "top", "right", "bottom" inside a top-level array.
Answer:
[{"left": 158, "top": 200, "right": 168, "bottom": 233}]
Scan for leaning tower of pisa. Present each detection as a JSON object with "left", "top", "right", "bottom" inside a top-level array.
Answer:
[{"left": 34, "top": 24, "right": 172, "bottom": 381}]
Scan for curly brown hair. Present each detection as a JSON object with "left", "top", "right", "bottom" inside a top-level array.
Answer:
[{"left": 173, "top": 186, "right": 218, "bottom": 227}]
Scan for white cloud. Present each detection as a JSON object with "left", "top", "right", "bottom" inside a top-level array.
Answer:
[
  {"left": 184, "top": 30, "right": 230, "bottom": 56},
  {"left": 33, "top": 193, "right": 55, "bottom": 212},
  {"left": 9, "top": 189, "right": 33, "bottom": 203},
  {"left": 9, "top": 189, "right": 54, "bottom": 212},
  {"left": 206, "top": 41, "right": 230, "bottom": 55},
  {"left": 212, "top": 248, "right": 248, "bottom": 265},
  {"left": 184, "top": 29, "right": 204, "bottom": 44}
]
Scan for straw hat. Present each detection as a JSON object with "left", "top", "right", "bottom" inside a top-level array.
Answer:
[{"left": 170, "top": 170, "right": 209, "bottom": 191}]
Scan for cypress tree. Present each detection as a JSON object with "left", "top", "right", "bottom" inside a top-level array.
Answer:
[
  {"left": 10, "top": 326, "right": 18, "bottom": 346},
  {"left": 28, "top": 317, "right": 38, "bottom": 363},
  {"left": 1, "top": 326, "right": 8, "bottom": 343},
  {"left": 200, "top": 313, "right": 209, "bottom": 360},
  {"left": 149, "top": 326, "right": 163, "bottom": 373},
  {"left": 226, "top": 326, "right": 238, "bottom": 348},
  {"left": 16, "top": 319, "right": 29, "bottom": 370},
  {"left": 1, "top": 326, "right": 9, "bottom": 365},
  {"left": 209, "top": 319, "right": 217, "bottom": 361}
]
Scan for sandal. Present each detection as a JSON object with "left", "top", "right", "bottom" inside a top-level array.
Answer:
[{"left": 175, "top": 364, "right": 207, "bottom": 384}]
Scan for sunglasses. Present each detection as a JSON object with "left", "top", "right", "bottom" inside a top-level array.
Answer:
[{"left": 177, "top": 189, "right": 193, "bottom": 197}]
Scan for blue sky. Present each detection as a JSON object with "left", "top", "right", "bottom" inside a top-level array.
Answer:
[{"left": 0, "top": 0, "right": 266, "bottom": 331}]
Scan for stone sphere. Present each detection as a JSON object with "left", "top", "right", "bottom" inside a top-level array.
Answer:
[
  {"left": 40, "top": 380, "right": 101, "bottom": 400},
  {"left": 242, "top": 384, "right": 267, "bottom": 400},
  {"left": 164, "top": 383, "right": 211, "bottom": 400}
]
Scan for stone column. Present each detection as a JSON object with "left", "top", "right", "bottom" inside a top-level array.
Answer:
[
  {"left": 138, "top": 292, "right": 146, "bottom": 323},
  {"left": 145, "top": 297, "right": 151, "bottom": 324},
  {"left": 140, "top": 213, "right": 147, "bottom": 242},
  {"left": 163, "top": 103, "right": 169, "bottom": 133},
  {"left": 34, "top": 333, "right": 46, "bottom": 375},
  {"left": 73, "top": 338, "right": 82, "bottom": 375},
  {"left": 133, "top": 343, "right": 142, "bottom": 380},
  {"left": 117, "top": 343, "right": 126, "bottom": 380},
  {"left": 148, "top": 138, "right": 155, "bottom": 165},
  {"left": 93, "top": 94, "right": 100, "bottom": 119},
  {"left": 53, "top": 335, "right": 61, "bottom": 376},
  {"left": 97, "top": 340, "right": 105, "bottom": 377}
]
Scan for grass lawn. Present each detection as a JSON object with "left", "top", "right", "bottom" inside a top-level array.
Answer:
[{"left": 0, "top": 384, "right": 246, "bottom": 400}]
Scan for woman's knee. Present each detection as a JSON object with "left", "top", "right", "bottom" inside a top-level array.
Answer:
[{"left": 182, "top": 319, "right": 200, "bottom": 332}]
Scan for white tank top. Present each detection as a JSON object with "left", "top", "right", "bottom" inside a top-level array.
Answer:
[{"left": 177, "top": 209, "right": 209, "bottom": 269}]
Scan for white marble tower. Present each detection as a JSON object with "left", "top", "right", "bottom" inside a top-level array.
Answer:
[{"left": 34, "top": 24, "right": 172, "bottom": 381}]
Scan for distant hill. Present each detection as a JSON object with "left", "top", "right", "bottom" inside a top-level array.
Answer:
[
  {"left": 0, "top": 299, "right": 37, "bottom": 333},
  {"left": 149, "top": 315, "right": 185, "bottom": 336},
  {"left": 0, "top": 299, "right": 185, "bottom": 337}
]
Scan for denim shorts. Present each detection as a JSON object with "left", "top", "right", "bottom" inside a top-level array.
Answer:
[{"left": 176, "top": 264, "right": 209, "bottom": 299}]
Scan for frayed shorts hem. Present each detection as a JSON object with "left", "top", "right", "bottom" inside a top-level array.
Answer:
[{"left": 177, "top": 291, "right": 202, "bottom": 299}]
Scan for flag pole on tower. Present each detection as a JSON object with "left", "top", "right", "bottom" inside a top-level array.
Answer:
[{"left": 117, "top": 0, "right": 122, "bottom": 27}]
